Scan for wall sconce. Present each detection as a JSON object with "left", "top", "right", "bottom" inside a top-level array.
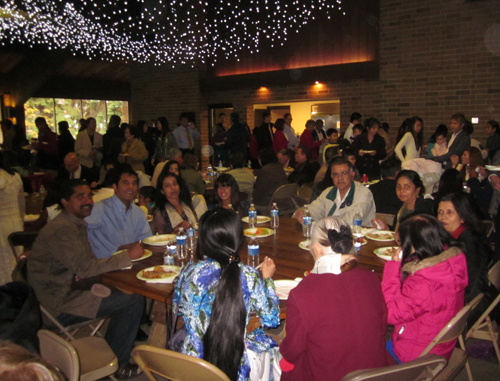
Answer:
[{"left": 2, "top": 93, "right": 15, "bottom": 120}]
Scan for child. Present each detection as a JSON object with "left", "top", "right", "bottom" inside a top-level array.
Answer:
[
  {"left": 138, "top": 186, "right": 156, "bottom": 217},
  {"left": 426, "top": 124, "right": 448, "bottom": 158}
]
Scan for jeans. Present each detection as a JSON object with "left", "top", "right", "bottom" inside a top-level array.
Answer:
[{"left": 58, "top": 290, "right": 144, "bottom": 367}]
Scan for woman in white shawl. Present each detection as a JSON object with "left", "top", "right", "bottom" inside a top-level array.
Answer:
[{"left": 153, "top": 172, "right": 197, "bottom": 234}]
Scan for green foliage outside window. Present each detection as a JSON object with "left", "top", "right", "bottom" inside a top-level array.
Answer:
[{"left": 24, "top": 98, "right": 129, "bottom": 138}]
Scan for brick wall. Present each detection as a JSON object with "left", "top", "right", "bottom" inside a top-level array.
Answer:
[{"left": 130, "top": 0, "right": 500, "bottom": 153}]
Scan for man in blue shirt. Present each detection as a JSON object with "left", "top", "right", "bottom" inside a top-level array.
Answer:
[{"left": 86, "top": 164, "right": 152, "bottom": 259}]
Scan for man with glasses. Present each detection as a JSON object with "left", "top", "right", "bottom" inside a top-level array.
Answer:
[{"left": 296, "top": 157, "right": 375, "bottom": 225}]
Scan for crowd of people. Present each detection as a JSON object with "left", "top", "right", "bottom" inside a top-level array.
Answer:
[{"left": 1, "top": 109, "right": 500, "bottom": 381}]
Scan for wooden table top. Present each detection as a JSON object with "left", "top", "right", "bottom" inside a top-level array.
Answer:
[{"left": 102, "top": 217, "right": 394, "bottom": 308}]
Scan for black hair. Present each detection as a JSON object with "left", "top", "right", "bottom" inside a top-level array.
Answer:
[
  {"left": 139, "top": 186, "right": 156, "bottom": 201},
  {"left": 326, "top": 128, "right": 337, "bottom": 136},
  {"left": 219, "top": 112, "right": 226, "bottom": 118},
  {"left": 315, "top": 119, "right": 324, "bottom": 128},
  {"left": 214, "top": 174, "right": 242, "bottom": 213},
  {"left": 229, "top": 151, "right": 245, "bottom": 169},
  {"left": 487, "top": 120, "right": 500, "bottom": 133},
  {"left": 230, "top": 112, "right": 240, "bottom": 125},
  {"left": 297, "top": 145, "right": 312, "bottom": 161},
  {"left": 125, "top": 124, "right": 140, "bottom": 139},
  {"left": 380, "top": 158, "right": 401, "bottom": 179},
  {"left": 341, "top": 148, "right": 355, "bottom": 160},
  {"left": 274, "top": 118, "right": 285, "bottom": 131},
  {"left": 439, "top": 193, "right": 482, "bottom": 235},
  {"left": 137, "top": 120, "right": 147, "bottom": 130},
  {"left": 284, "top": 113, "right": 291, "bottom": 120},
  {"left": 34, "top": 117, "right": 46, "bottom": 126},
  {"left": 408, "top": 116, "right": 424, "bottom": 150},
  {"left": 463, "top": 120, "right": 474, "bottom": 135},
  {"left": 314, "top": 157, "right": 338, "bottom": 197},
  {"left": 451, "top": 113, "right": 467, "bottom": 126},
  {"left": 262, "top": 110, "right": 271, "bottom": 119},
  {"left": 43, "top": 180, "right": 65, "bottom": 208},
  {"left": 398, "top": 214, "right": 455, "bottom": 265},
  {"left": 428, "top": 124, "right": 448, "bottom": 144},
  {"left": 380, "top": 122, "right": 389, "bottom": 133},
  {"left": 198, "top": 208, "right": 246, "bottom": 381},
  {"left": 58, "top": 121, "right": 69, "bottom": 133},
  {"left": 156, "top": 116, "right": 170, "bottom": 137},
  {"left": 259, "top": 147, "right": 278, "bottom": 166},
  {"left": 324, "top": 146, "right": 339, "bottom": 163},
  {"left": 108, "top": 115, "right": 121, "bottom": 129},
  {"left": 395, "top": 170, "right": 423, "bottom": 196},
  {"left": 111, "top": 163, "right": 139, "bottom": 186},
  {"left": 350, "top": 112, "right": 362, "bottom": 123},
  {"left": 436, "top": 168, "right": 463, "bottom": 196},
  {"left": 154, "top": 172, "right": 195, "bottom": 218},
  {"left": 59, "top": 179, "right": 89, "bottom": 208},
  {"left": 352, "top": 124, "right": 364, "bottom": 133},
  {"left": 327, "top": 225, "right": 354, "bottom": 254}
]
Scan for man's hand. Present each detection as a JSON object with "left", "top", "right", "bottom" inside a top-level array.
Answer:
[
  {"left": 128, "top": 243, "right": 144, "bottom": 260},
  {"left": 260, "top": 256, "right": 276, "bottom": 279},
  {"left": 490, "top": 174, "right": 500, "bottom": 192}
]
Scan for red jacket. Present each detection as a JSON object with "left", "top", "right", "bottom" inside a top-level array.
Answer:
[
  {"left": 299, "top": 129, "right": 322, "bottom": 160},
  {"left": 382, "top": 247, "right": 468, "bottom": 362},
  {"left": 273, "top": 130, "right": 288, "bottom": 152},
  {"left": 280, "top": 267, "right": 390, "bottom": 381}
]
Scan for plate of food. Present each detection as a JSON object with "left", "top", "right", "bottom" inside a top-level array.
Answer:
[
  {"left": 486, "top": 165, "right": 500, "bottom": 171},
  {"left": 143, "top": 234, "right": 177, "bottom": 246},
  {"left": 363, "top": 150, "right": 376, "bottom": 154},
  {"left": 243, "top": 227, "right": 274, "bottom": 238},
  {"left": 147, "top": 215, "right": 153, "bottom": 222},
  {"left": 356, "top": 237, "right": 368, "bottom": 245},
  {"left": 284, "top": 167, "right": 294, "bottom": 173},
  {"left": 366, "top": 230, "right": 395, "bottom": 242},
  {"left": 374, "top": 247, "right": 399, "bottom": 261},
  {"left": 215, "top": 166, "right": 229, "bottom": 172},
  {"left": 274, "top": 280, "right": 300, "bottom": 300},
  {"left": 241, "top": 216, "right": 271, "bottom": 224},
  {"left": 112, "top": 249, "right": 153, "bottom": 262},
  {"left": 136, "top": 265, "right": 181, "bottom": 283},
  {"left": 298, "top": 240, "right": 310, "bottom": 251}
]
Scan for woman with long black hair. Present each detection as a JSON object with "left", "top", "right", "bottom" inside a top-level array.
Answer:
[
  {"left": 152, "top": 116, "right": 177, "bottom": 165},
  {"left": 172, "top": 207, "right": 281, "bottom": 381},
  {"left": 394, "top": 116, "right": 424, "bottom": 163}
]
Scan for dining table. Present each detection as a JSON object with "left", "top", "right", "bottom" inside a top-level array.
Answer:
[{"left": 101, "top": 217, "right": 396, "bottom": 347}]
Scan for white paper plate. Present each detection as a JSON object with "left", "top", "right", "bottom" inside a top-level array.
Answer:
[
  {"left": 143, "top": 234, "right": 177, "bottom": 246},
  {"left": 243, "top": 227, "right": 274, "bottom": 238},
  {"left": 298, "top": 240, "right": 310, "bottom": 251},
  {"left": 366, "top": 230, "right": 395, "bottom": 242},
  {"left": 241, "top": 216, "right": 271, "bottom": 224},
  {"left": 215, "top": 167, "right": 229, "bottom": 172},
  {"left": 274, "top": 280, "right": 300, "bottom": 300},
  {"left": 374, "top": 247, "right": 399, "bottom": 261},
  {"left": 360, "top": 227, "right": 376, "bottom": 237},
  {"left": 136, "top": 265, "right": 181, "bottom": 283},
  {"left": 486, "top": 165, "right": 500, "bottom": 171},
  {"left": 112, "top": 249, "right": 153, "bottom": 262},
  {"left": 24, "top": 214, "right": 40, "bottom": 222}
]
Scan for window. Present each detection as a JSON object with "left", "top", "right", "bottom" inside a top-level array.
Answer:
[{"left": 24, "top": 97, "right": 129, "bottom": 139}]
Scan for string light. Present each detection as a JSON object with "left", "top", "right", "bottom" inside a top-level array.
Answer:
[{"left": 0, "top": 0, "right": 343, "bottom": 66}]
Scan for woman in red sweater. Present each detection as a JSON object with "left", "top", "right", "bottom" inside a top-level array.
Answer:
[
  {"left": 280, "top": 217, "right": 390, "bottom": 381},
  {"left": 273, "top": 118, "right": 289, "bottom": 153}
]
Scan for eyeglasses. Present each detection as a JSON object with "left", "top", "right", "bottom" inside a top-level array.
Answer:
[{"left": 331, "top": 171, "right": 351, "bottom": 178}]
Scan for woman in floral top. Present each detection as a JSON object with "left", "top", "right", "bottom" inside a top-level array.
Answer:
[{"left": 173, "top": 207, "right": 281, "bottom": 381}]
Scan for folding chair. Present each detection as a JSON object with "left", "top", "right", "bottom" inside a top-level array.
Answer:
[
  {"left": 292, "top": 184, "right": 313, "bottom": 208},
  {"left": 465, "top": 261, "right": 500, "bottom": 366},
  {"left": 38, "top": 329, "right": 118, "bottom": 381},
  {"left": 256, "top": 183, "right": 299, "bottom": 216},
  {"left": 340, "top": 354, "right": 447, "bottom": 381},
  {"left": 419, "top": 293, "right": 484, "bottom": 381},
  {"left": 132, "top": 344, "right": 230, "bottom": 381},
  {"left": 8, "top": 231, "right": 39, "bottom": 260}
]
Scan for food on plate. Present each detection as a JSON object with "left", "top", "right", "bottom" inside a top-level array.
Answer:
[
  {"left": 141, "top": 266, "right": 178, "bottom": 279},
  {"left": 380, "top": 247, "right": 398, "bottom": 256},
  {"left": 244, "top": 227, "right": 273, "bottom": 236}
]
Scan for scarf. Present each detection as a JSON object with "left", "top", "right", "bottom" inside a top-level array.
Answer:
[{"left": 165, "top": 202, "right": 197, "bottom": 228}]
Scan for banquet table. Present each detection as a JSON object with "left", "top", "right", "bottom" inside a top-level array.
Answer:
[{"left": 101, "top": 217, "right": 395, "bottom": 346}]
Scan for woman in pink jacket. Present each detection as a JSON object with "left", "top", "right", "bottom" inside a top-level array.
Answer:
[{"left": 382, "top": 214, "right": 468, "bottom": 363}]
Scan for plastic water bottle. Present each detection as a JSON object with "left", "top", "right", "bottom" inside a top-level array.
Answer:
[
  {"left": 248, "top": 204, "right": 257, "bottom": 228},
  {"left": 353, "top": 212, "right": 362, "bottom": 252},
  {"left": 207, "top": 165, "right": 214, "bottom": 184},
  {"left": 219, "top": 160, "right": 223, "bottom": 168},
  {"left": 270, "top": 202, "right": 279, "bottom": 230},
  {"left": 247, "top": 237, "right": 260, "bottom": 268},
  {"left": 186, "top": 225, "right": 196, "bottom": 251},
  {"left": 164, "top": 243, "right": 175, "bottom": 265},
  {"left": 176, "top": 228, "right": 187, "bottom": 260},
  {"left": 302, "top": 205, "right": 312, "bottom": 239}
]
